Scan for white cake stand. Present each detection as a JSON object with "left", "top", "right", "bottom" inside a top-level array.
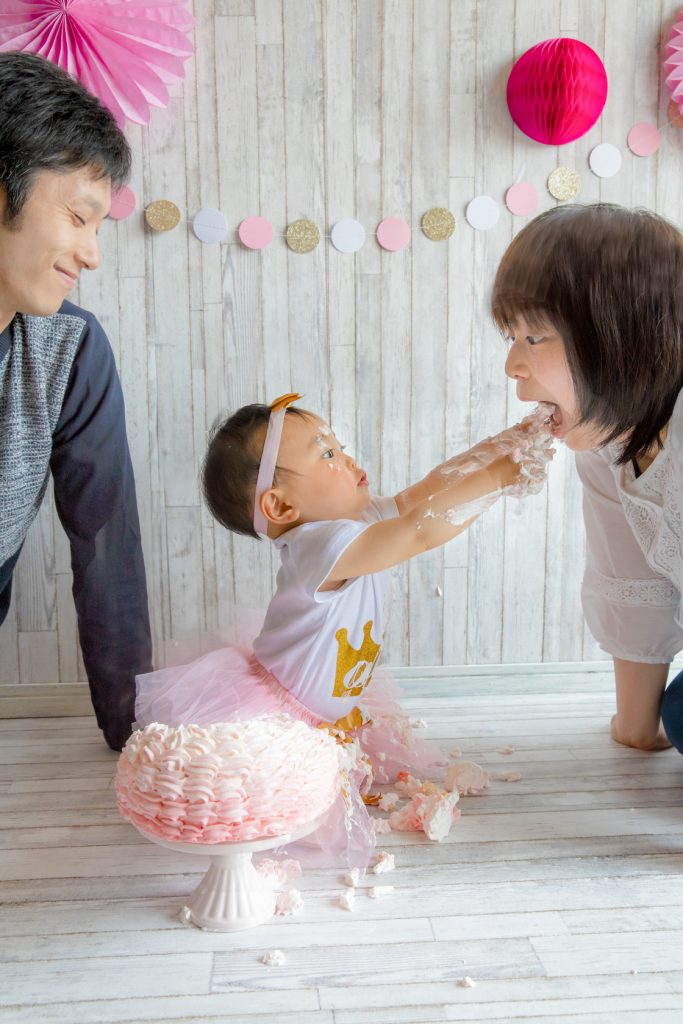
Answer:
[{"left": 142, "top": 816, "right": 322, "bottom": 931}]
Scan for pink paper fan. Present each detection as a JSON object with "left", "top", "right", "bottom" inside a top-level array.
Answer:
[
  {"left": 664, "top": 10, "right": 683, "bottom": 114},
  {"left": 0, "top": 0, "right": 194, "bottom": 128},
  {"left": 507, "top": 37, "right": 608, "bottom": 145}
]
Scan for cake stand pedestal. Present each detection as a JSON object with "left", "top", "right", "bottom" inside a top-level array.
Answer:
[{"left": 144, "top": 818, "right": 320, "bottom": 931}]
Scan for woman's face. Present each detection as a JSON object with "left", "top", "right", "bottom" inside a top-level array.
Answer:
[{"left": 504, "top": 317, "right": 607, "bottom": 452}]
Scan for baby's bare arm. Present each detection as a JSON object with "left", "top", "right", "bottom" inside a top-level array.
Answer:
[{"left": 324, "top": 455, "right": 518, "bottom": 584}]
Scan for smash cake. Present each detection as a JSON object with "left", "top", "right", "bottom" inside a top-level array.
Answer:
[{"left": 115, "top": 715, "right": 341, "bottom": 843}]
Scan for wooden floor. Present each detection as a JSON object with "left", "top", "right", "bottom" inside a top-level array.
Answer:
[{"left": 1, "top": 669, "right": 683, "bottom": 1024}]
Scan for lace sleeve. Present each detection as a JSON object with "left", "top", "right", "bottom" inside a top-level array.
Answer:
[{"left": 576, "top": 451, "right": 683, "bottom": 663}]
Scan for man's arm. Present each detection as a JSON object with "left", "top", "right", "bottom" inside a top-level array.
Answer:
[{"left": 50, "top": 314, "right": 152, "bottom": 751}]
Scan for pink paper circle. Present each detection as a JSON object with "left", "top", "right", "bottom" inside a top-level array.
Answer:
[
  {"left": 505, "top": 182, "right": 538, "bottom": 217},
  {"left": 376, "top": 217, "right": 411, "bottom": 252},
  {"left": 108, "top": 185, "right": 136, "bottom": 220},
  {"left": 238, "top": 216, "right": 273, "bottom": 250},
  {"left": 627, "top": 122, "right": 660, "bottom": 156}
]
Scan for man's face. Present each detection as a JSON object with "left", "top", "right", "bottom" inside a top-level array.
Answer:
[{"left": 0, "top": 167, "right": 111, "bottom": 330}]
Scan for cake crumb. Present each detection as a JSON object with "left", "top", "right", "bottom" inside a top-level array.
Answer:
[
  {"left": 449, "top": 747, "right": 462, "bottom": 758},
  {"left": 378, "top": 791, "right": 400, "bottom": 811},
  {"left": 372, "top": 817, "right": 392, "bottom": 835},
  {"left": 338, "top": 888, "right": 356, "bottom": 911},
  {"left": 368, "top": 885, "right": 394, "bottom": 898},
  {"left": 412, "top": 718, "right": 428, "bottom": 729},
  {"left": 495, "top": 770, "right": 522, "bottom": 782},
  {"left": 372, "top": 851, "right": 395, "bottom": 874},
  {"left": 458, "top": 976, "right": 476, "bottom": 988},
  {"left": 275, "top": 889, "right": 304, "bottom": 916},
  {"left": 261, "top": 949, "right": 286, "bottom": 966},
  {"left": 344, "top": 867, "right": 360, "bottom": 887},
  {"left": 497, "top": 745, "right": 515, "bottom": 755}
]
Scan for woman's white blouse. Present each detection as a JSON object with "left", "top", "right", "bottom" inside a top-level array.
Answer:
[{"left": 576, "top": 390, "right": 683, "bottom": 663}]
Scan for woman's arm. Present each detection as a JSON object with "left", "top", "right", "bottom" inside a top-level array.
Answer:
[
  {"left": 611, "top": 658, "right": 671, "bottom": 750},
  {"left": 324, "top": 454, "right": 518, "bottom": 584}
]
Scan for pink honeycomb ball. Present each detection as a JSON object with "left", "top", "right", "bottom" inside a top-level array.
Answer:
[{"left": 507, "top": 37, "right": 608, "bottom": 146}]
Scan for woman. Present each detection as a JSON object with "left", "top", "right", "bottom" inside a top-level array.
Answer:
[{"left": 493, "top": 203, "right": 683, "bottom": 754}]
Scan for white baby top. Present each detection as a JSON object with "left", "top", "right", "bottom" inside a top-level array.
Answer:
[
  {"left": 253, "top": 495, "right": 399, "bottom": 720},
  {"left": 577, "top": 388, "right": 683, "bottom": 663}
]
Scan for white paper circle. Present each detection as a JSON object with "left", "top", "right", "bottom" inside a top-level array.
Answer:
[
  {"left": 589, "top": 143, "right": 622, "bottom": 178},
  {"left": 465, "top": 195, "right": 499, "bottom": 231},
  {"left": 330, "top": 218, "right": 365, "bottom": 253},
  {"left": 193, "top": 207, "right": 228, "bottom": 244}
]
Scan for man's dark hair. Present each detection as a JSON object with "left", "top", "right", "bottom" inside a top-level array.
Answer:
[
  {"left": 202, "top": 404, "right": 307, "bottom": 539},
  {"left": 0, "top": 52, "right": 131, "bottom": 221},
  {"left": 492, "top": 203, "right": 683, "bottom": 464}
]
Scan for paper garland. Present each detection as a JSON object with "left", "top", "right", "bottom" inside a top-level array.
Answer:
[
  {"left": 193, "top": 208, "right": 228, "bottom": 244},
  {"left": 376, "top": 217, "right": 411, "bottom": 251},
  {"left": 286, "top": 218, "right": 320, "bottom": 253},
  {"left": 117, "top": 113, "right": 667, "bottom": 245},
  {"left": 547, "top": 167, "right": 581, "bottom": 201},
  {"left": 421, "top": 208, "right": 455, "bottom": 241},
  {"left": 330, "top": 218, "right": 366, "bottom": 253},
  {"left": 465, "top": 196, "right": 499, "bottom": 230},
  {"left": 145, "top": 200, "right": 181, "bottom": 232},
  {"left": 238, "top": 217, "right": 273, "bottom": 250},
  {"left": 109, "top": 186, "right": 137, "bottom": 221},
  {"left": 588, "top": 143, "right": 622, "bottom": 177},
  {"left": 627, "top": 123, "right": 661, "bottom": 156},
  {"left": 505, "top": 183, "right": 538, "bottom": 216}
]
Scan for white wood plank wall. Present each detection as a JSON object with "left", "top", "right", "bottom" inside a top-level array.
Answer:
[{"left": 2, "top": 0, "right": 680, "bottom": 686}]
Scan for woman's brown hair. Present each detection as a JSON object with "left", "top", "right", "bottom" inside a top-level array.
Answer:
[{"left": 492, "top": 204, "right": 683, "bottom": 464}]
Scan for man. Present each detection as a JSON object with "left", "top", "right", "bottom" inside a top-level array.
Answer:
[{"left": 0, "top": 52, "right": 152, "bottom": 750}]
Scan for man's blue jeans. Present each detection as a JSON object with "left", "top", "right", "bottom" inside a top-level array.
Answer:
[{"left": 662, "top": 670, "right": 683, "bottom": 755}]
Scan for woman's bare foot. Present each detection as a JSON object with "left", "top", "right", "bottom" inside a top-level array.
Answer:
[{"left": 610, "top": 714, "right": 672, "bottom": 751}]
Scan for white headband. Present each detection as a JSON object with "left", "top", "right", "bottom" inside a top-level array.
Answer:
[{"left": 253, "top": 393, "right": 301, "bottom": 538}]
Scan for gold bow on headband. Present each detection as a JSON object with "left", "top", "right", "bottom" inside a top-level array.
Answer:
[{"left": 270, "top": 392, "right": 302, "bottom": 411}]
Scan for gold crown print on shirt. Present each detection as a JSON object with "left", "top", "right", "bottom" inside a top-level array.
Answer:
[{"left": 332, "top": 620, "right": 381, "bottom": 698}]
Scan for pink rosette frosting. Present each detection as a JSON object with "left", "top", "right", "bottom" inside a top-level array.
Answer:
[{"left": 115, "top": 716, "right": 341, "bottom": 843}]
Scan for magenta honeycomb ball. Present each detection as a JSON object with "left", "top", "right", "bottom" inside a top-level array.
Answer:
[{"left": 507, "top": 37, "right": 607, "bottom": 146}]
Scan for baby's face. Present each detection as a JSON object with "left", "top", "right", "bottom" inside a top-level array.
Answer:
[{"left": 276, "top": 413, "right": 370, "bottom": 523}]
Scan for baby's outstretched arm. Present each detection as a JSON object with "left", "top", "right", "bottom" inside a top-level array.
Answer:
[
  {"left": 324, "top": 453, "right": 521, "bottom": 585},
  {"left": 395, "top": 403, "right": 555, "bottom": 513}
]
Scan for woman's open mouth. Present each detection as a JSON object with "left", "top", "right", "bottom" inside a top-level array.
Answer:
[{"left": 546, "top": 403, "right": 565, "bottom": 436}]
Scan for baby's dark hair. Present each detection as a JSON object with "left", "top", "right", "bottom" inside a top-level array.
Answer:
[{"left": 202, "top": 403, "right": 307, "bottom": 539}]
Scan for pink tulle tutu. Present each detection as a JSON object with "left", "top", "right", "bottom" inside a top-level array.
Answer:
[{"left": 134, "top": 643, "right": 443, "bottom": 866}]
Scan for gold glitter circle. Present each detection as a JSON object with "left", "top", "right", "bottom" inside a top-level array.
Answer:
[
  {"left": 668, "top": 100, "right": 683, "bottom": 130},
  {"left": 144, "top": 200, "right": 181, "bottom": 232},
  {"left": 285, "top": 218, "right": 320, "bottom": 253},
  {"left": 421, "top": 207, "right": 455, "bottom": 241},
  {"left": 547, "top": 167, "right": 581, "bottom": 202}
]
